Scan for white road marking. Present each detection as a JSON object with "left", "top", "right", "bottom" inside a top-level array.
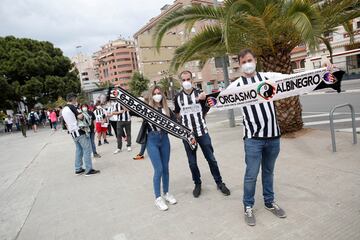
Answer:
[
  {"left": 304, "top": 117, "right": 360, "bottom": 126},
  {"left": 302, "top": 113, "right": 360, "bottom": 119},
  {"left": 335, "top": 128, "right": 360, "bottom": 133},
  {"left": 305, "top": 89, "right": 360, "bottom": 95}
]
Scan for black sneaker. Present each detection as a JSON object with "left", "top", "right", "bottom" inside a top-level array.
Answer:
[
  {"left": 98, "top": 141, "right": 102, "bottom": 146},
  {"left": 217, "top": 182, "right": 231, "bottom": 196},
  {"left": 244, "top": 206, "right": 256, "bottom": 226},
  {"left": 85, "top": 169, "right": 100, "bottom": 176},
  {"left": 75, "top": 168, "right": 85, "bottom": 175},
  {"left": 193, "top": 184, "right": 201, "bottom": 198},
  {"left": 265, "top": 202, "right": 287, "bottom": 218},
  {"left": 93, "top": 153, "right": 101, "bottom": 158},
  {"left": 104, "top": 139, "right": 109, "bottom": 144}
]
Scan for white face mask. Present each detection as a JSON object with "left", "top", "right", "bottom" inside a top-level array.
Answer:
[
  {"left": 152, "top": 94, "right": 163, "bottom": 103},
  {"left": 182, "top": 81, "right": 192, "bottom": 90},
  {"left": 82, "top": 107, "right": 88, "bottom": 112},
  {"left": 241, "top": 62, "right": 256, "bottom": 74}
]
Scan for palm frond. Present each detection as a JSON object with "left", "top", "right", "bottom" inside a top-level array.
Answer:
[
  {"left": 153, "top": 5, "right": 224, "bottom": 51},
  {"left": 169, "top": 25, "right": 225, "bottom": 71},
  {"left": 284, "top": 0, "right": 323, "bottom": 51}
]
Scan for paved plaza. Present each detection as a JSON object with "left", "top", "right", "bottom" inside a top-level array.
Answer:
[{"left": 0, "top": 119, "right": 359, "bottom": 240}]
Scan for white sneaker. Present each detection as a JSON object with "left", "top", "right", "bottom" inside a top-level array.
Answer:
[
  {"left": 155, "top": 197, "right": 168, "bottom": 211},
  {"left": 127, "top": 146, "right": 132, "bottom": 152},
  {"left": 163, "top": 193, "right": 177, "bottom": 205},
  {"left": 113, "top": 149, "right": 121, "bottom": 154}
]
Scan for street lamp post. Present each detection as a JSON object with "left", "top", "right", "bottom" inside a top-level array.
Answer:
[{"left": 213, "top": 0, "right": 236, "bottom": 128}]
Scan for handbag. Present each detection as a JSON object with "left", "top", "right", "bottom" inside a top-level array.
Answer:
[{"left": 136, "top": 121, "right": 148, "bottom": 144}]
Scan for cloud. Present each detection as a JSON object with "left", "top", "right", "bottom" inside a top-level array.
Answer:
[{"left": 0, "top": 0, "right": 170, "bottom": 57}]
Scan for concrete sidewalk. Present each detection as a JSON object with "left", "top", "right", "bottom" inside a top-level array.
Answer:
[{"left": 0, "top": 120, "right": 359, "bottom": 240}]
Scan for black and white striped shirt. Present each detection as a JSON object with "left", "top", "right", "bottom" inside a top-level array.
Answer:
[
  {"left": 174, "top": 89, "right": 209, "bottom": 137},
  {"left": 112, "top": 102, "right": 130, "bottom": 122},
  {"left": 94, "top": 107, "right": 107, "bottom": 122},
  {"left": 231, "top": 72, "right": 281, "bottom": 139}
]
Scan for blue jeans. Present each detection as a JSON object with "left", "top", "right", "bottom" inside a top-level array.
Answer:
[
  {"left": 139, "top": 143, "right": 146, "bottom": 156},
  {"left": 74, "top": 134, "right": 93, "bottom": 173},
  {"left": 146, "top": 131, "right": 171, "bottom": 198},
  {"left": 183, "top": 133, "right": 222, "bottom": 185},
  {"left": 243, "top": 138, "right": 280, "bottom": 207},
  {"left": 90, "top": 131, "right": 97, "bottom": 154}
]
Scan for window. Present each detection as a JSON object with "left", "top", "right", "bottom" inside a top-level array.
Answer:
[
  {"left": 300, "top": 59, "right": 305, "bottom": 68},
  {"left": 81, "top": 72, "right": 88, "bottom": 76},
  {"left": 357, "top": 21, "right": 360, "bottom": 29},
  {"left": 291, "top": 61, "right": 297, "bottom": 69}
]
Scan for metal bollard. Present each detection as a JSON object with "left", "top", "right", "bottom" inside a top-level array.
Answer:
[{"left": 329, "top": 103, "right": 358, "bottom": 152}]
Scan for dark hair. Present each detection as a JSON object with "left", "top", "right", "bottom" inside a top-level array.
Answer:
[
  {"left": 66, "top": 92, "right": 77, "bottom": 102},
  {"left": 81, "top": 103, "right": 89, "bottom": 108},
  {"left": 237, "top": 49, "right": 256, "bottom": 62},
  {"left": 179, "top": 70, "right": 193, "bottom": 80}
]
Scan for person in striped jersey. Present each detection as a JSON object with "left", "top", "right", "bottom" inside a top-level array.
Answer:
[
  {"left": 232, "top": 49, "right": 287, "bottom": 226},
  {"left": 111, "top": 101, "right": 132, "bottom": 153},
  {"left": 94, "top": 101, "right": 109, "bottom": 146},
  {"left": 174, "top": 70, "right": 230, "bottom": 198}
]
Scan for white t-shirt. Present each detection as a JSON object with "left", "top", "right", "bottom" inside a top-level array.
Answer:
[{"left": 62, "top": 106, "right": 80, "bottom": 133}]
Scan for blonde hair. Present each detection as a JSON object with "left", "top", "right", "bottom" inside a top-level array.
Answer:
[{"left": 148, "top": 86, "right": 169, "bottom": 116}]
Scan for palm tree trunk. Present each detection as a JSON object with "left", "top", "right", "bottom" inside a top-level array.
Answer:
[{"left": 260, "top": 51, "right": 303, "bottom": 134}]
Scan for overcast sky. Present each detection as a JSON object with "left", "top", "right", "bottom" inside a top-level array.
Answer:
[{"left": 0, "top": 0, "right": 171, "bottom": 58}]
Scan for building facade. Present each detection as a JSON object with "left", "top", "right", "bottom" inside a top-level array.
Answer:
[
  {"left": 291, "top": 18, "right": 360, "bottom": 79},
  {"left": 94, "top": 38, "right": 138, "bottom": 90},
  {"left": 133, "top": 0, "right": 241, "bottom": 93},
  {"left": 72, "top": 53, "right": 99, "bottom": 92}
]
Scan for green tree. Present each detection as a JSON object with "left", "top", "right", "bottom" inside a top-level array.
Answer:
[
  {"left": 153, "top": 0, "right": 360, "bottom": 134},
  {"left": 158, "top": 76, "right": 181, "bottom": 99},
  {"left": 0, "top": 36, "right": 80, "bottom": 109},
  {"left": 129, "top": 71, "right": 150, "bottom": 97}
]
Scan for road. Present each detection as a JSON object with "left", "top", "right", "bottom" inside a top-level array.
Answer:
[{"left": 207, "top": 79, "right": 360, "bottom": 133}]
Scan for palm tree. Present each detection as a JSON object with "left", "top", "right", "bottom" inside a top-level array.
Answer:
[
  {"left": 153, "top": 0, "right": 360, "bottom": 134},
  {"left": 158, "top": 76, "right": 181, "bottom": 99}
]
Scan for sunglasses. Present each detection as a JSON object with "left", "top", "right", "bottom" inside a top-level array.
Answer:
[{"left": 182, "top": 78, "right": 191, "bottom": 82}]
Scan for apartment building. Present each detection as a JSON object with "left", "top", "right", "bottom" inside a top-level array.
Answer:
[
  {"left": 72, "top": 53, "right": 99, "bottom": 92},
  {"left": 94, "top": 38, "right": 138, "bottom": 90},
  {"left": 291, "top": 18, "right": 360, "bottom": 79},
  {"left": 133, "top": 0, "right": 241, "bottom": 93}
]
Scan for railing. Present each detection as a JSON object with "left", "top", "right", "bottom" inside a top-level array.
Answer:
[{"left": 329, "top": 103, "right": 358, "bottom": 152}]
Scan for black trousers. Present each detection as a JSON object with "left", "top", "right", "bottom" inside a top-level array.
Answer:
[{"left": 117, "top": 121, "right": 131, "bottom": 149}]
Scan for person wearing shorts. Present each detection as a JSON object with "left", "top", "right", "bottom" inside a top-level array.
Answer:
[{"left": 94, "top": 102, "right": 109, "bottom": 146}]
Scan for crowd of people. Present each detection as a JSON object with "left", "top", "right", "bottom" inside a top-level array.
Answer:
[
  {"left": 60, "top": 49, "right": 292, "bottom": 227},
  {"left": 3, "top": 48, "right": 299, "bottom": 226},
  {"left": 1, "top": 107, "right": 70, "bottom": 137}
]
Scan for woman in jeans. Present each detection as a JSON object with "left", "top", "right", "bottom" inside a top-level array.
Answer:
[{"left": 145, "top": 86, "right": 177, "bottom": 211}]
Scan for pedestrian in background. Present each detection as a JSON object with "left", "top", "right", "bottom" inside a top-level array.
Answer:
[
  {"left": 19, "top": 112, "right": 27, "bottom": 137},
  {"left": 5, "top": 115, "right": 13, "bottom": 133},
  {"left": 62, "top": 93, "right": 100, "bottom": 176},
  {"left": 94, "top": 101, "right": 109, "bottom": 146},
  {"left": 50, "top": 109, "right": 58, "bottom": 130},
  {"left": 28, "top": 109, "right": 39, "bottom": 133},
  {"left": 81, "top": 104, "right": 101, "bottom": 158}
]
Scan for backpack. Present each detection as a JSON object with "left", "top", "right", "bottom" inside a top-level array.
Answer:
[{"left": 30, "top": 112, "right": 36, "bottom": 122}]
